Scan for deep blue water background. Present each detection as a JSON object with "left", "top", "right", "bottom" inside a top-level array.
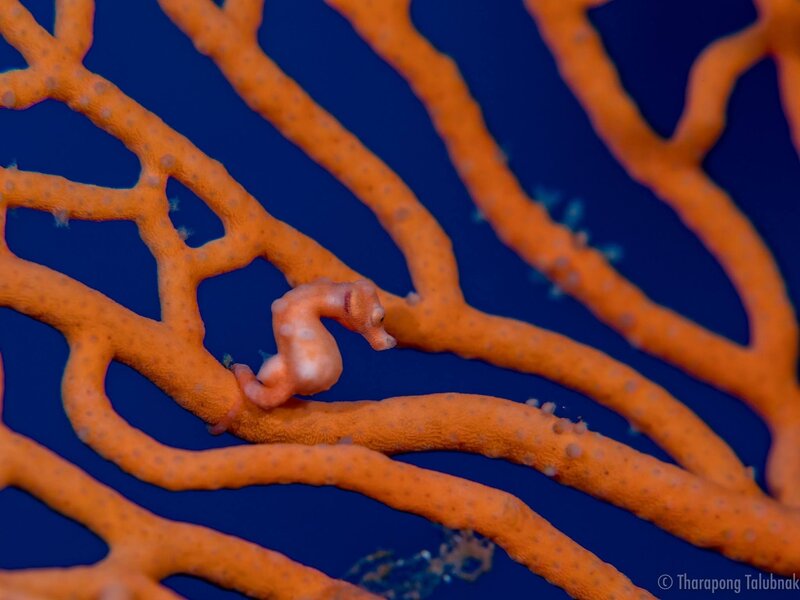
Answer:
[{"left": 1, "top": 1, "right": 799, "bottom": 598}]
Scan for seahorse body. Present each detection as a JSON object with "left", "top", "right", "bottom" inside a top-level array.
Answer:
[{"left": 210, "top": 279, "right": 395, "bottom": 434}]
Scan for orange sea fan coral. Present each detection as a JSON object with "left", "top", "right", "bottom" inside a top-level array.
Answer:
[{"left": 1, "top": 0, "right": 800, "bottom": 598}]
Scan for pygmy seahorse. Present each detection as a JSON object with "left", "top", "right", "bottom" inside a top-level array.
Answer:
[{"left": 210, "top": 279, "right": 396, "bottom": 434}]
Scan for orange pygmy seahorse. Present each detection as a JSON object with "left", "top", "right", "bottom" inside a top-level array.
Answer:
[{"left": 210, "top": 279, "right": 396, "bottom": 434}]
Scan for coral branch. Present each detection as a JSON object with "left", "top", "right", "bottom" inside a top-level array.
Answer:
[
  {"left": 670, "top": 24, "right": 768, "bottom": 159},
  {"left": 1, "top": 0, "right": 800, "bottom": 597},
  {"left": 523, "top": 0, "right": 800, "bottom": 504},
  {"left": 0, "top": 355, "right": 377, "bottom": 599},
  {"left": 0, "top": 7, "right": 748, "bottom": 497},
  {"left": 60, "top": 339, "right": 800, "bottom": 580},
  {"left": 320, "top": 0, "right": 773, "bottom": 393},
  {"left": 522, "top": 0, "right": 798, "bottom": 367},
  {"left": 316, "top": 0, "right": 800, "bottom": 505},
  {"left": 0, "top": 68, "right": 50, "bottom": 110},
  {"left": 157, "top": 0, "right": 464, "bottom": 305},
  {"left": 54, "top": 0, "right": 94, "bottom": 61},
  {"left": 0, "top": 167, "right": 142, "bottom": 221},
  {"left": 58, "top": 346, "right": 654, "bottom": 599},
  {"left": 222, "top": 0, "right": 264, "bottom": 37},
  {"left": 756, "top": 0, "right": 800, "bottom": 156},
  {"left": 156, "top": 0, "right": 763, "bottom": 492}
]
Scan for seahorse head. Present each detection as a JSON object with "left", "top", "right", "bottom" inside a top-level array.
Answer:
[{"left": 342, "top": 280, "right": 397, "bottom": 351}]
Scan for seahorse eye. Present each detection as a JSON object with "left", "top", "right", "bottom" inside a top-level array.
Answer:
[{"left": 372, "top": 307, "right": 385, "bottom": 325}]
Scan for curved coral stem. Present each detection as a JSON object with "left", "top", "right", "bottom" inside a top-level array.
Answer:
[
  {"left": 321, "top": 0, "right": 800, "bottom": 505},
  {"left": 0, "top": 352, "right": 378, "bottom": 599},
  {"left": 61, "top": 342, "right": 800, "bottom": 579}
]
